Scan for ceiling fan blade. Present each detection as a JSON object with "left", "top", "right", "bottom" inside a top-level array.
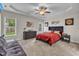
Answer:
[
  {"left": 34, "top": 9, "right": 39, "bottom": 11},
  {"left": 45, "top": 11, "right": 51, "bottom": 13}
]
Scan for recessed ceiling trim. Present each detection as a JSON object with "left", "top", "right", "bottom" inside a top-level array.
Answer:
[{"left": 9, "top": 5, "right": 27, "bottom": 14}]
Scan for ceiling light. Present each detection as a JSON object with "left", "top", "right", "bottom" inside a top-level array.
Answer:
[{"left": 35, "top": 6, "right": 50, "bottom": 15}]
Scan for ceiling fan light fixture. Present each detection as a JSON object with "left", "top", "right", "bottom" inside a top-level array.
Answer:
[
  {"left": 35, "top": 5, "right": 50, "bottom": 15},
  {"left": 39, "top": 6, "right": 47, "bottom": 10},
  {"left": 39, "top": 10, "right": 45, "bottom": 15}
]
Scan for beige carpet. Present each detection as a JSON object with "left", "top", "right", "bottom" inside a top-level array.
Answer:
[{"left": 18, "top": 38, "right": 79, "bottom": 56}]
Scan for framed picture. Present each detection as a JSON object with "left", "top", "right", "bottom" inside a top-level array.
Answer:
[
  {"left": 65, "top": 18, "right": 74, "bottom": 25},
  {"left": 51, "top": 21, "right": 59, "bottom": 24},
  {"left": 26, "top": 21, "right": 32, "bottom": 27},
  {"left": 45, "top": 22, "right": 48, "bottom": 27}
]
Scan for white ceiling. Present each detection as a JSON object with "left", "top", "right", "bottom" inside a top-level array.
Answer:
[{"left": 4, "top": 3, "right": 79, "bottom": 20}]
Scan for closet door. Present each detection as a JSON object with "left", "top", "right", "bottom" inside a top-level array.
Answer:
[{"left": 38, "top": 22, "right": 44, "bottom": 34}]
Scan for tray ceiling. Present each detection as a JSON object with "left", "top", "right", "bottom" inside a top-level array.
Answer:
[{"left": 3, "top": 3, "right": 79, "bottom": 19}]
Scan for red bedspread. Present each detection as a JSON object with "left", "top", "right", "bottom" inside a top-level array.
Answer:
[{"left": 36, "top": 32, "right": 61, "bottom": 45}]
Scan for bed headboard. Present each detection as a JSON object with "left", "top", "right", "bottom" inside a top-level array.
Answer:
[{"left": 49, "top": 26, "right": 63, "bottom": 32}]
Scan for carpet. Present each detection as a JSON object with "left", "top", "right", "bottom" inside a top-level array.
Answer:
[{"left": 18, "top": 38, "right": 79, "bottom": 56}]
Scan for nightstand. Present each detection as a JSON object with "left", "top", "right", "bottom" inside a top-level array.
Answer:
[{"left": 61, "top": 33, "right": 70, "bottom": 43}]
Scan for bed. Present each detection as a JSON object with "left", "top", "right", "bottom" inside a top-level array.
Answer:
[{"left": 36, "top": 26, "right": 63, "bottom": 45}]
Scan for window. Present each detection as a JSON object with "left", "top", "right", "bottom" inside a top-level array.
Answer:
[
  {"left": 0, "top": 14, "right": 1, "bottom": 35},
  {"left": 4, "top": 17, "right": 16, "bottom": 37}
]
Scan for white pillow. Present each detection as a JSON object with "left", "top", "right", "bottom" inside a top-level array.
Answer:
[{"left": 54, "top": 31, "right": 61, "bottom": 36}]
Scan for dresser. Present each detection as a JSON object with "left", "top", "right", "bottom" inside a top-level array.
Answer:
[{"left": 23, "top": 31, "right": 37, "bottom": 40}]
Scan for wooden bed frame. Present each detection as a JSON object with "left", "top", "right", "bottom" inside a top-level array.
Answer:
[
  {"left": 49, "top": 26, "right": 63, "bottom": 35},
  {"left": 49, "top": 26, "right": 63, "bottom": 32}
]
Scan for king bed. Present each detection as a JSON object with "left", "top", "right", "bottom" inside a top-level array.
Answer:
[{"left": 36, "top": 26, "right": 63, "bottom": 45}]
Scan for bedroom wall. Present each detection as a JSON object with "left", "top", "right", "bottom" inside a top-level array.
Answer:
[
  {"left": 1, "top": 6, "right": 79, "bottom": 43},
  {"left": 1, "top": 11, "right": 41, "bottom": 40},
  {"left": 44, "top": 9, "right": 79, "bottom": 43}
]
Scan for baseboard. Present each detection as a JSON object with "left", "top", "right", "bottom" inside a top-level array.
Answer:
[{"left": 70, "top": 39, "right": 79, "bottom": 44}]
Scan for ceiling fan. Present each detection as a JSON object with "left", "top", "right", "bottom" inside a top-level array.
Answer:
[{"left": 34, "top": 6, "right": 51, "bottom": 15}]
